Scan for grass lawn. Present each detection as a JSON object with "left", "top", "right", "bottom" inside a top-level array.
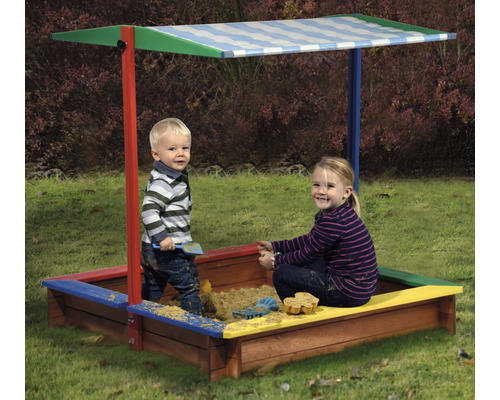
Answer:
[{"left": 25, "top": 171, "right": 474, "bottom": 399}]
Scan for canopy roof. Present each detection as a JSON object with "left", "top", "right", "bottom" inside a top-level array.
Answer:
[{"left": 51, "top": 14, "right": 455, "bottom": 58}]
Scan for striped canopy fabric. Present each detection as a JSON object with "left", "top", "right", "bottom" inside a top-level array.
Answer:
[
  {"left": 51, "top": 14, "right": 456, "bottom": 58},
  {"left": 149, "top": 15, "right": 455, "bottom": 58}
]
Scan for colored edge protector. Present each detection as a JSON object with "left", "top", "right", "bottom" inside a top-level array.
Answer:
[
  {"left": 41, "top": 279, "right": 129, "bottom": 308},
  {"left": 50, "top": 25, "right": 223, "bottom": 57},
  {"left": 126, "top": 301, "right": 226, "bottom": 338},
  {"left": 379, "top": 266, "right": 463, "bottom": 287},
  {"left": 51, "top": 25, "right": 124, "bottom": 47},
  {"left": 222, "top": 285, "right": 463, "bottom": 338},
  {"left": 134, "top": 27, "right": 223, "bottom": 57},
  {"left": 40, "top": 275, "right": 462, "bottom": 339},
  {"left": 42, "top": 265, "right": 129, "bottom": 283}
]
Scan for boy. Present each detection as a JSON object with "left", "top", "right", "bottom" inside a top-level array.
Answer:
[{"left": 140, "top": 118, "right": 203, "bottom": 315}]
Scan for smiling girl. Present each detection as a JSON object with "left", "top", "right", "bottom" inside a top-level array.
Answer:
[{"left": 258, "top": 156, "right": 378, "bottom": 307}]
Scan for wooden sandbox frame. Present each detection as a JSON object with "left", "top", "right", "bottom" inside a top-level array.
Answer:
[{"left": 43, "top": 243, "right": 462, "bottom": 382}]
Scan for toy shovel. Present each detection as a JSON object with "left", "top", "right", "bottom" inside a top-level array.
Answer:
[{"left": 152, "top": 241, "right": 204, "bottom": 255}]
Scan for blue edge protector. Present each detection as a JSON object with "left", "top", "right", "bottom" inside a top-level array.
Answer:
[{"left": 42, "top": 279, "right": 226, "bottom": 338}]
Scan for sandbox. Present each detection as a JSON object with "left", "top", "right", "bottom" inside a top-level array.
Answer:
[
  {"left": 42, "top": 243, "right": 462, "bottom": 381},
  {"left": 43, "top": 14, "right": 461, "bottom": 382}
]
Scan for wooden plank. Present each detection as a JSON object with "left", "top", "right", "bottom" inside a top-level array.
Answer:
[
  {"left": 142, "top": 330, "right": 207, "bottom": 368},
  {"left": 64, "top": 306, "right": 129, "bottom": 343},
  {"left": 240, "top": 301, "right": 439, "bottom": 365},
  {"left": 374, "top": 279, "right": 409, "bottom": 294},
  {"left": 142, "top": 317, "right": 218, "bottom": 348},
  {"left": 242, "top": 326, "right": 429, "bottom": 372},
  {"left": 195, "top": 244, "right": 259, "bottom": 264},
  {"left": 198, "top": 259, "right": 265, "bottom": 289},
  {"left": 64, "top": 294, "right": 129, "bottom": 323},
  {"left": 93, "top": 277, "right": 130, "bottom": 294},
  {"left": 199, "top": 254, "right": 258, "bottom": 269}
]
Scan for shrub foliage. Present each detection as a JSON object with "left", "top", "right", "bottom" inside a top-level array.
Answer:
[{"left": 26, "top": 0, "right": 474, "bottom": 175}]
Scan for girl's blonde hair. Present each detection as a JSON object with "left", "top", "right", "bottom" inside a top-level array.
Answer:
[
  {"left": 314, "top": 156, "right": 361, "bottom": 216},
  {"left": 149, "top": 118, "right": 191, "bottom": 150}
]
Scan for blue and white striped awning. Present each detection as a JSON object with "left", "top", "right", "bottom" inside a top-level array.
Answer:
[
  {"left": 147, "top": 14, "right": 456, "bottom": 58},
  {"left": 51, "top": 14, "right": 456, "bottom": 58}
]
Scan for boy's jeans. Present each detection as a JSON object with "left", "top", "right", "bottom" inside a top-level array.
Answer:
[
  {"left": 272, "top": 258, "right": 368, "bottom": 307},
  {"left": 140, "top": 242, "right": 203, "bottom": 315}
]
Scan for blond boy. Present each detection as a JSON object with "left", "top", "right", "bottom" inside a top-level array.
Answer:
[{"left": 140, "top": 118, "right": 202, "bottom": 314}]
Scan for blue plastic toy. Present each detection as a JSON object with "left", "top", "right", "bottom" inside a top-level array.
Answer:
[{"left": 232, "top": 296, "right": 279, "bottom": 319}]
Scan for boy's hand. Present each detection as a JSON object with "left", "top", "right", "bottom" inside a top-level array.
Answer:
[
  {"left": 158, "top": 237, "right": 175, "bottom": 251},
  {"left": 257, "top": 240, "right": 272, "bottom": 255}
]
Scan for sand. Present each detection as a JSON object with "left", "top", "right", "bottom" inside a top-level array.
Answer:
[{"left": 162, "top": 284, "right": 282, "bottom": 322}]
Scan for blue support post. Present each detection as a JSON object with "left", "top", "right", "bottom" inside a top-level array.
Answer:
[{"left": 347, "top": 48, "right": 361, "bottom": 194}]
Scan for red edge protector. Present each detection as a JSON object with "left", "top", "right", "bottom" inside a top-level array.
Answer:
[{"left": 43, "top": 243, "right": 259, "bottom": 282}]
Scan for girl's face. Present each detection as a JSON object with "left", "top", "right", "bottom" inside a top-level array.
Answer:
[{"left": 311, "top": 167, "right": 352, "bottom": 212}]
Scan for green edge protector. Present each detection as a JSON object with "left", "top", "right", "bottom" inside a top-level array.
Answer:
[
  {"left": 327, "top": 14, "right": 448, "bottom": 35},
  {"left": 379, "top": 266, "right": 462, "bottom": 287},
  {"left": 50, "top": 25, "right": 123, "bottom": 47},
  {"left": 51, "top": 25, "right": 223, "bottom": 58}
]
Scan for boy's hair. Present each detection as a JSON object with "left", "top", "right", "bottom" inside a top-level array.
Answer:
[
  {"left": 149, "top": 118, "right": 191, "bottom": 150},
  {"left": 315, "top": 156, "right": 361, "bottom": 216}
]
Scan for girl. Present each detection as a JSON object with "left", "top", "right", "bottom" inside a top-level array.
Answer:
[{"left": 258, "top": 156, "right": 378, "bottom": 307}]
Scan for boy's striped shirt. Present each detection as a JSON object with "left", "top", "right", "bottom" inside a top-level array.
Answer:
[{"left": 141, "top": 161, "right": 192, "bottom": 245}]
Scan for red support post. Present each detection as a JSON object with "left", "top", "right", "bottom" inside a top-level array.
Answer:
[{"left": 120, "top": 26, "right": 142, "bottom": 350}]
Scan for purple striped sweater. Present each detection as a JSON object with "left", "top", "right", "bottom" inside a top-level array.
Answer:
[{"left": 271, "top": 202, "right": 378, "bottom": 301}]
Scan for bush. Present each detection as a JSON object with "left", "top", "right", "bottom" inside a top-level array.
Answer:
[{"left": 26, "top": 0, "right": 474, "bottom": 175}]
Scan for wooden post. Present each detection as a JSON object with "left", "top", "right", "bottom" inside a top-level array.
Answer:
[
  {"left": 46, "top": 289, "right": 65, "bottom": 327},
  {"left": 120, "top": 25, "right": 142, "bottom": 350},
  {"left": 347, "top": 48, "right": 361, "bottom": 194},
  {"left": 439, "top": 295, "right": 457, "bottom": 335},
  {"left": 224, "top": 339, "right": 242, "bottom": 379}
]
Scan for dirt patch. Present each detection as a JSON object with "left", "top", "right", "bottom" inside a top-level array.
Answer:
[{"left": 163, "top": 285, "right": 282, "bottom": 322}]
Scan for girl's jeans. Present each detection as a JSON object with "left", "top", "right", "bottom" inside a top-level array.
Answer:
[
  {"left": 272, "top": 258, "right": 368, "bottom": 307},
  {"left": 140, "top": 242, "right": 203, "bottom": 315}
]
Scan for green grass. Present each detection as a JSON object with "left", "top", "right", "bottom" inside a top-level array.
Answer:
[{"left": 25, "top": 172, "right": 474, "bottom": 399}]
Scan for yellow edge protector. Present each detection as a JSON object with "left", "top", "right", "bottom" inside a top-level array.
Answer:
[{"left": 222, "top": 285, "right": 463, "bottom": 339}]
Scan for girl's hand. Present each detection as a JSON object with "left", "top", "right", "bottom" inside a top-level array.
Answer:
[
  {"left": 158, "top": 237, "right": 175, "bottom": 251},
  {"left": 257, "top": 240, "right": 272, "bottom": 255},
  {"left": 258, "top": 251, "right": 274, "bottom": 271}
]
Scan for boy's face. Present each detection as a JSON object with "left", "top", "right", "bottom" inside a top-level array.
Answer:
[
  {"left": 152, "top": 130, "right": 191, "bottom": 172},
  {"left": 311, "top": 167, "right": 352, "bottom": 212}
]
